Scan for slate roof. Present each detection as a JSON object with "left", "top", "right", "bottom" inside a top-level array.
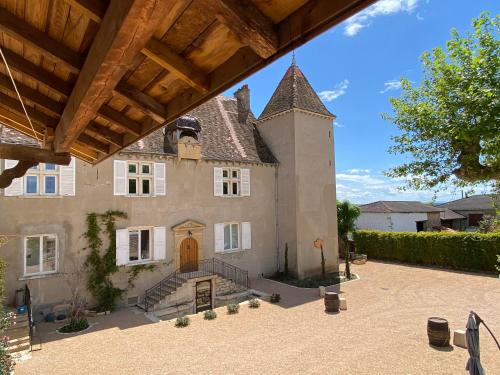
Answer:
[
  {"left": 440, "top": 208, "right": 466, "bottom": 220},
  {"left": 258, "top": 62, "right": 334, "bottom": 120},
  {"left": 359, "top": 201, "right": 443, "bottom": 213},
  {"left": 125, "top": 95, "right": 277, "bottom": 164},
  {"left": 437, "top": 195, "right": 499, "bottom": 212},
  {"left": 0, "top": 125, "right": 38, "bottom": 147}
]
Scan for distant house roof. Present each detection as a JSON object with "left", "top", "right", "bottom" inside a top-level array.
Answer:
[
  {"left": 440, "top": 208, "right": 466, "bottom": 220},
  {"left": 437, "top": 195, "right": 498, "bottom": 212},
  {"left": 0, "top": 126, "right": 38, "bottom": 147},
  {"left": 125, "top": 95, "right": 277, "bottom": 164},
  {"left": 359, "top": 201, "right": 443, "bottom": 213},
  {"left": 258, "top": 62, "right": 334, "bottom": 121}
]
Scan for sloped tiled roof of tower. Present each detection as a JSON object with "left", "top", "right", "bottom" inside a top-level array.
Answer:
[{"left": 258, "top": 62, "right": 334, "bottom": 120}]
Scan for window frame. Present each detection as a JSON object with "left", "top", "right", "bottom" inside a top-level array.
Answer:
[
  {"left": 127, "top": 162, "right": 153, "bottom": 196},
  {"left": 24, "top": 163, "right": 59, "bottom": 196},
  {"left": 127, "top": 227, "right": 152, "bottom": 263},
  {"left": 222, "top": 167, "right": 241, "bottom": 197},
  {"left": 223, "top": 222, "right": 240, "bottom": 251},
  {"left": 23, "top": 234, "right": 58, "bottom": 276}
]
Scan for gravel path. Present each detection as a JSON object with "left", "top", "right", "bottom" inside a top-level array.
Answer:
[{"left": 16, "top": 261, "right": 500, "bottom": 375}]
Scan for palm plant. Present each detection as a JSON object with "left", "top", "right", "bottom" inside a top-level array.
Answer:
[{"left": 337, "top": 200, "right": 361, "bottom": 279}]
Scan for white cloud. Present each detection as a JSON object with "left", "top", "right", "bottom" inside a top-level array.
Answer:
[
  {"left": 379, "top": 80, "right": 402, "bottom": 94},
  {"left": 318, "top": 79, "right": 349, "bottom": 102},
  {"left": 345, "top": 168, "right": 371, "bottom": 174},
  {"left": 333, "top": 121, "right": 344, "bottom": 128},
  {"left": 343, "top": 0, "right": 421, "bottom": 37}
]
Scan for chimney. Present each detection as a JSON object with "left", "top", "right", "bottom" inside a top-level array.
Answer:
[{"left": 234, "top": 84, "right": 250, "bottom": 123}]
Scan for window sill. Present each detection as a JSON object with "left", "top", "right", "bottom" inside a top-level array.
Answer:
[
  {"left": 11, "top": 195, "right": 63, "bottom": 199},
  {"left": 19, "top": 272, "right": 61, "bottom": 281},
  {"left": 124, "top": 260, "right": 158, "bottom": 267},
  {"left": 215, "top": 249, "right": 248, "bottom": 254}
]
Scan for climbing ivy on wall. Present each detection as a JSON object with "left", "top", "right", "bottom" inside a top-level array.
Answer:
[{"left": 84, "top": 210, "right": 127, "bottom": 312}]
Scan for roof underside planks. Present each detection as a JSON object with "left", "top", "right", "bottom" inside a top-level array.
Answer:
[{"left": 0, "top": 0, "right": 376, "bottom": 165}]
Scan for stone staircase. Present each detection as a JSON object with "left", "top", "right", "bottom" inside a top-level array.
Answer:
[
  {"left": 142, "top": 258, "right": 249, "bottom": 312},
  {"left": 4, "top": 309, "right": 31, "bottom": 361}
]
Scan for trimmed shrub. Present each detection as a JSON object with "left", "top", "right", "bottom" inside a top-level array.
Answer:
[
  {"left": 270, "top": 293, "right": 281, "bottom": 304},
  {"left": 175, "top": 316, "right": 190, "bottom": 327},
  {"left": 353, "top": 230, "right": 500, "bottom": 272},
  {"left": 204, "top": 310, "right": 217, "bottom": 320},
  {"left": 248, "top": 299, "right": 260, "bottom": 308},
  {"left": 227, "top": 303, "right": 240, "bottom": 314},
  {"left": 58, "top": 317, "right": 89, "bottom": 333}
]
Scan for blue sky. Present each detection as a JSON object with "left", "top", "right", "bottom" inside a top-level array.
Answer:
[{"left": 225, "top": 0, "right": 499, "bottom": 204}]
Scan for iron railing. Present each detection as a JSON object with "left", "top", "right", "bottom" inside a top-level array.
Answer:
[{"left": 143, "top": 258, "right": 249, "bottom": 312}]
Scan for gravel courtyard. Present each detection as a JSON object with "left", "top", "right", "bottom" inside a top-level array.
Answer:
[{"left": 16, "top": 261, "right": 500, "bottom": 375}]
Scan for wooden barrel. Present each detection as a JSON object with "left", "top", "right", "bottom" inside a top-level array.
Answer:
[
  {"left": 427, "top": 317, "right": 450, "bottom": 347},
  {"left": 324, "top": 292, "right": 340, "bottom": 312}
]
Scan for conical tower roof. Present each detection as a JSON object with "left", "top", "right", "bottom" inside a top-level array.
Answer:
[{"left": 258, "top": 61, "right": 334, "bottom": 120}]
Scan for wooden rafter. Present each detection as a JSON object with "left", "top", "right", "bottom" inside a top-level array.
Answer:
[
  {"left": 0, "top": 91, "right": 58, "bottom": 128},
  {"left": 77, "top": 133, "right": 109, "bottom": 154},
  {"left": 0, "top": 48, "right": 73, "bottom": 97},
  {"left": 114, "top": 81, "right": 166, "bottom": 123},
  {"left": 0, "top": 73, "right": 64, "bottom": 116},
  {"left": 98, "top": 105, "right": 142, "bottom": 136},
  {"left": 142, "top": 39, "right": 209, "bottom": 93},
  {"left": 0, "top": 7, "right": 84, "bottom": 74},
  {"left": 64, "top": 0, "right": 107, "bottom": 24},
  {"left": 53, "top": 0, "right": 174, "bottom": 152},
  {"left": 201, "top": 0, "right": 278, "bottom": 59},
  {"left": 84, "top": 122, "right": 124, "bottom": 147}
]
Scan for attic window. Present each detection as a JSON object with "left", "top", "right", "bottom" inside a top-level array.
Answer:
[{"left": 179, "top": 129, "right": 198, "bottom": 140}]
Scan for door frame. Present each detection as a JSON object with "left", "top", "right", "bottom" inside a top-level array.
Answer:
[{"left": 195, "top": 279, "right": 213, "bottom": 313}]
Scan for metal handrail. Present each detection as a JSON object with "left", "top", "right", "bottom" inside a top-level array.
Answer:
[{"left": 143, "top": 258, "right": 249, "bottom": 312}]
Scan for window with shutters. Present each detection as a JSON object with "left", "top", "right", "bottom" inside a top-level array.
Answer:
[
  {"left": 2, "top": 158, "right": 75, "bottom": 197},
  {"left": 214, "top": 167, "right": 250, "bottom": 197},
  {"left": 114, "top": 160, "right": 165, "bottom": 197},
  {"left": 116, "top": 226, "right": 166, "bottom": 266},
  {"left": 24, "top": 234, "right": 57, "bottom": 276},
  {"left": 215, "top": 222, "right": 251, "bottom": 253},
  {"left": 127, "top": 162, "right": 152, "bottom": 196}
]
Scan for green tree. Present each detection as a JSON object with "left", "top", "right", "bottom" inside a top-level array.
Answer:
[
  {"left": 337, "top": 200, "right": 361, "bottom": 279},
  {"left": 383, "top": 13, "right": 500, "bottom": 191}
]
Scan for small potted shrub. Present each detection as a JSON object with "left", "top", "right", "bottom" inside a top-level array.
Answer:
[
  {"left": 248, "top": 299, "right": 260, "bottom": 308},
  {"left": 175, "top": 316, "right": 190, "bottom": 327},
  {"left": 204, "top": 310, "right": 217, "bottom": 320},
  {"left": 227, "top": 303, "right": 240, "bottom": 314},
  {"left": 270, "top": 293, "right": 281, "bottom": 304}
]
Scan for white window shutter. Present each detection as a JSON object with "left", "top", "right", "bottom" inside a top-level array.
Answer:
[
  {"left": 213, "top": 167, "right": 223, "bottom": 197},
  {"left": 153, "top": 227, "right": 166, "bottom": 260},
  {"left": 4, "top": 160, "right": 23, "bottom": 196},
  {"left": 214, "top": 223, "right": 224, "bottom": 252},
  {"left": 113, "top": 160, "right": 127, "bottom": 196},
  {"left": 241, "top": 222, "right": 251, "bottom": 250},
  {"left": 240, "top": 168, "right": 250, "bottom": 196},
  {"left": 154, "top": 162, "right": 166, "bottom": 196},
  {"left": 116, "top": 229, "right": 129, "bottom": 266},
  {"left": 59, "top": 157, "right": 75, "bottom": 196}
]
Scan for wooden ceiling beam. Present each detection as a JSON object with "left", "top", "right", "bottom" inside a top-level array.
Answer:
[
  {"left": 53, "top": 0, "right": 173, "bottom": 153},
  {"left": 84, "top": 121, "right": 124, "bottom": 147},
  {"left": 77, "top": 133, "right": 110, "bottom": 154},
  {"left": 113, "top": 81, "right": 166, "bottom": 123},
  {"left": 0, "top": 49, "right": 73, "bottom": 97},
  {"left": 142, "top": 39, "right": 209, "bottom": 93},
  {"left": 0, "top": 144, "right": 71, "bottom": 165},
  {"left": 0, "top": 91, "right": 58, "bottom": 128},
  {"left": 64, "top": 0, "right": 107, "bottom": 23},
  {"left": 0, "top": 73, "right": 64, "bottom": 116},
  {"left": 98, "top": 105, "right": 142, "bottom": 136},
  {"left": 201, "top": 0, "right": 278, "bottom": 59},
  {"left": 0, "top": 8, "right": 84, "bottom": 74}
]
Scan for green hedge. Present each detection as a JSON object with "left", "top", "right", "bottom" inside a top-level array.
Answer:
[{"left": 353, "top": 230, "right": 500, "bottom": 272}]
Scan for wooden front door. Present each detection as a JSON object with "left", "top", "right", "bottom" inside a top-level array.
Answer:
[{"left": 180, "top": 237, "right": 198, "bottom": 273}]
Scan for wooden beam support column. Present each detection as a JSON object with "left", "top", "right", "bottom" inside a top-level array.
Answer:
[
  {"left": 0, "top": 144, "right": 71, "bottom": 165},
  {"left": 53, "top": 0, "right": 174, "bottom": 152}
]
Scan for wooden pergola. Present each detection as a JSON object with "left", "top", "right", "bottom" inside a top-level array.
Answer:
[{"left": 0, "top": 0, "right": 375, "bottom": 186}]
